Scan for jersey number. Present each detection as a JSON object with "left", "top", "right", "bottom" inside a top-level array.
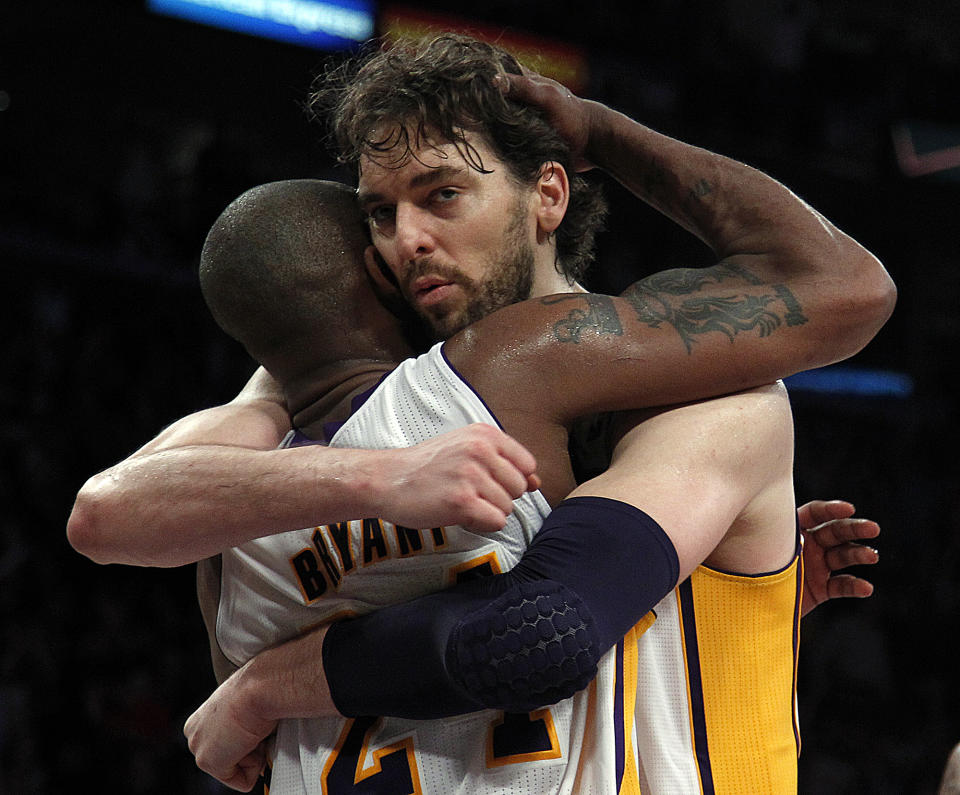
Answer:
[
  {"left": 323, "top": 716, "right": 420, "bottom": 794},
  {"left": 322, "top": 710, "right": 560, "bottom": 793},
  {"left": 488, "top": 710, "right": 563, "bottom": 767}
]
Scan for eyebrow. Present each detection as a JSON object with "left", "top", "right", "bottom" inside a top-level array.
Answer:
[{"left": 357, "top": 164, "right": 469, "bottom": 208}]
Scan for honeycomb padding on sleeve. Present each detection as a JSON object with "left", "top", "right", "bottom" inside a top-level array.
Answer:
[{"left": 449, "top": 579, "right": 601, "bottom": 713}]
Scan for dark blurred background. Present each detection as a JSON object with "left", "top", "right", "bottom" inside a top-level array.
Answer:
[{"left": 2, "top": 1, "right": 957, "bottom": 792}]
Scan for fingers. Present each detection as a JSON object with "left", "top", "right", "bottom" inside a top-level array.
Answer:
[
  {"left": 495, "top": 69, "right": 545, "bottom": 100},
  {"left": 466, "top": 475, "right": 517, "bottom": 532},
  {"left": 497, "top": 71, "right": 579, "bottom": 127},
  {"left": 805, "top": 517, "right": 880, "bottom": 577},
  {"left": 807, "top": 517, "right": 880, "bottom": 547},
  {"left": 184, "top": 702, "right": 267, "bottom": 792},
  {"left": 797, "top": 499, "right": 856, "bottom": 529},
  {"left": 382, "top": 424, "right": 541, "bottom": 532},
  {"left": 229, "top": 747, "right": 267, "bottom": 792},
  {"left": 192, "top": 744, "right": 264, "bottom": 792},
  {"left": 825, "top": 573, "right": 874, "bottom": 600},
  {"left": 825, "top": 543, "right": 879, "bottom": 573},
  {"left": 473, "top": 427, "right": 543, "bottom": 530},
  {"left": 455, "top": 424, "right": 534, "bottom": 483},
  {"left": 494, "top": 72, "right": 592, "bottom": 171},
  {"left": 459, "top": 424, "right": 538, "bottom": 504},
  {"left": 487, "top": 427, "right": 539, "bottom": 487},
  {"left": 498, "top": 71, "right": 553, "bottom": 105},
  {"left": 463, "top": 502, "right": 511, "bottom": 534}
]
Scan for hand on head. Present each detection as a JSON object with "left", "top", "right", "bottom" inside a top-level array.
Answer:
[{"left": 495, "top": 67, "right": 597, "bottom": 173}]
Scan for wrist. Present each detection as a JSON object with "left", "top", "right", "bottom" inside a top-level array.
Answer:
[
  {"left": 230, "top": 654, "right": 282, "bottom": 736},
  {"left": 354, "top": 447, "right": 405, "bottom": 520},
  {"left": 306, "top": 446, "right": 382, "bottom": 523},
  {"left": 240, "top": 625, "right": 339, "bottom": 722},
  {"left": 583, "top": 100, "right": 645, "bottom": 173}
]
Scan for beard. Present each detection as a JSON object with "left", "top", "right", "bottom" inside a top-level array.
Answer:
[{"left": 404, "top": 202, "right": 536, "bottom": 341}]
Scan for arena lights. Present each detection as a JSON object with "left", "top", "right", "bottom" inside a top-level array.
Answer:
[
  {"left": 784, "top": 366, "right": 914, "bottom": 399},
  {"left": 378, "top": 4, "right": 589, "bottom": 94},
  {"left": 147, "top": 0, "right": 375, "bottom": 50}
]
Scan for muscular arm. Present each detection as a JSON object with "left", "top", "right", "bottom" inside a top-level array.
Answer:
[
  {"left": 452, "top": 165, "right": 893, "bottom": 435},
  {"left": 68, "top": 368, "right": 539, "bottom": 567},
  {"left": 471, "top": 71, "right": 896, "bottom": 395},
  {"left": 591, "top": 104, "right": 892, "bottom": 366},
  {"left": 68, "top": 368, "right": 292, "bottom": 566}
]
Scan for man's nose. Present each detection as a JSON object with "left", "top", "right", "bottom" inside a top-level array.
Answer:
[{"left": 394, "top": 203, "right": 436, "bottom": 265}]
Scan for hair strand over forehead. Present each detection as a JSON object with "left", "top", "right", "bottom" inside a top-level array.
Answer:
[{"left": 308, "top": 33, "right": 608, "bottom": 283}]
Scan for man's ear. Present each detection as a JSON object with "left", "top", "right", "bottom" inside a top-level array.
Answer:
[
  {"left": 364, "top": 245, "right": 401, "bottom": 294},
  {"left": 535, "top": 161, "right": 570, "bottom": 243}
]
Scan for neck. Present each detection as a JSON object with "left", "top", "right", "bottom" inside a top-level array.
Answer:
[
  {"left": 530, "top": 263, "right": 586, "bottom": 299},
  {"left": 529, "top": 233, "right": 586, "bottom": 297},
  {"left": 283, "top": 360, "right": 397, "bottom": 439}
]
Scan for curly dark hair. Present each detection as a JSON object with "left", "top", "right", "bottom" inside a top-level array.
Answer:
[{"left": 308, "top": 33, "right": 608, "bottom": 284}]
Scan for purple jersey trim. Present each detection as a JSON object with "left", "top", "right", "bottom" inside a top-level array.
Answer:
[
  {"left": 284, "top": 374, "right": 389, "bottom": 447},
  {"left": 699, "top": 517, "right": 802, "bottom": 578},
  {"left": 290, "top": 374, "right": 388, "bottom": 446},
  {"left": 791, "top": 547, "right": 804, "bottom": 754},
  {"left": 678, "top": 578, "right": 716, "bottom": 795},
  {"left": 285, "top": 428, "right": 322, "bottom": 447},
  {"left": 320, "top": 377, "right": 387, "bottom": 443}
]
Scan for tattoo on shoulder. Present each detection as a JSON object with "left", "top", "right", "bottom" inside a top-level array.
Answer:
[
  {"left": 541, "top": 294, "right": 624, "bottom": 344},
  {"left": 621, "top": 264, "right": 808, "bottom": 353}
]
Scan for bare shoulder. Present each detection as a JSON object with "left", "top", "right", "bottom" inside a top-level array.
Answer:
[
  {"left": 614, "top": 381, "right": 792, "bottom": 457},
  {"left": 443, "top": 291, "right": 648, "bottom": 422},
  {"left": 441, "top": 300, "right": 568, "bottom": 416},
  {"left": 705, "top": 382, "right": 797, "bottom": 573},
  {"left": 702, "top": 381, "right": 792, "bottom": 446},
  {"left": 632, "top": 382, "right": 795, "bottom": 575},
  {"left": 568, "top": 381, "right": 795, "bottom": 578}
]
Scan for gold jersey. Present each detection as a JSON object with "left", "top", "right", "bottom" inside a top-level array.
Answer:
[{"left": 633, "top": 550, "right": 803, "bottom": 794}]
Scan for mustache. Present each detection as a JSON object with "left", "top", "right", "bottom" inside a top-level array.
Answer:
[{"left": 401, "top": 258, "right": 472, "bottom": 293}]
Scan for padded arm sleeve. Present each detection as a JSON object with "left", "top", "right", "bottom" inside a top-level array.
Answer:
[{"left": 323, "top": 496, "right": 678, "bottom": 718}]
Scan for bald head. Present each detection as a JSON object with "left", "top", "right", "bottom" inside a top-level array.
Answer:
[{"left": 200, "top": 179, "right": 412, "bottom": 383}]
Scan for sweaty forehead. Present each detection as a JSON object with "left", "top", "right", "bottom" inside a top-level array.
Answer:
[{"left": 356, "top": 133, "right": 500, "bottom": 202}]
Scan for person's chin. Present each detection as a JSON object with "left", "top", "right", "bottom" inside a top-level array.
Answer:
[{"left": 422, "top": 307, "right": 468, "bottom": 341}]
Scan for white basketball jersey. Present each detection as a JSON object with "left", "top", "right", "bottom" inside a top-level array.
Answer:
[{"left": 212, "top": 343, "right": 644, "bottom": 794}]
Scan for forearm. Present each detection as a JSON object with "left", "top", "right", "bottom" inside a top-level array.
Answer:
[
  {"left": 207, "top": 499, "right": 675, "bottom": 723},
  {"left": 235, "top": 624, "right": 340, "bottom": 722},
  {"left": 322, "top": 497, "right": 678, "bottom": 719},
  {"left": 69, "top": 419, "right": 539, "bottom": 567},
  {"left": 587, "top": 103, "right": 828, "bottom": 258},
  {"left": 68, "top": 444, "right": 385, "bottom": 568},
  {"left": 586, "top": 102, "right": 895, "bottom": 361}
]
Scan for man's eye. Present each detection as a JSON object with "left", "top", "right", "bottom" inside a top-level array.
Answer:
[
  {"left": 367, "top": 206, "right": 395, "bottom": 226},
  {"left": 433, "top": 188, "right": 459, "bottom": 203}
]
